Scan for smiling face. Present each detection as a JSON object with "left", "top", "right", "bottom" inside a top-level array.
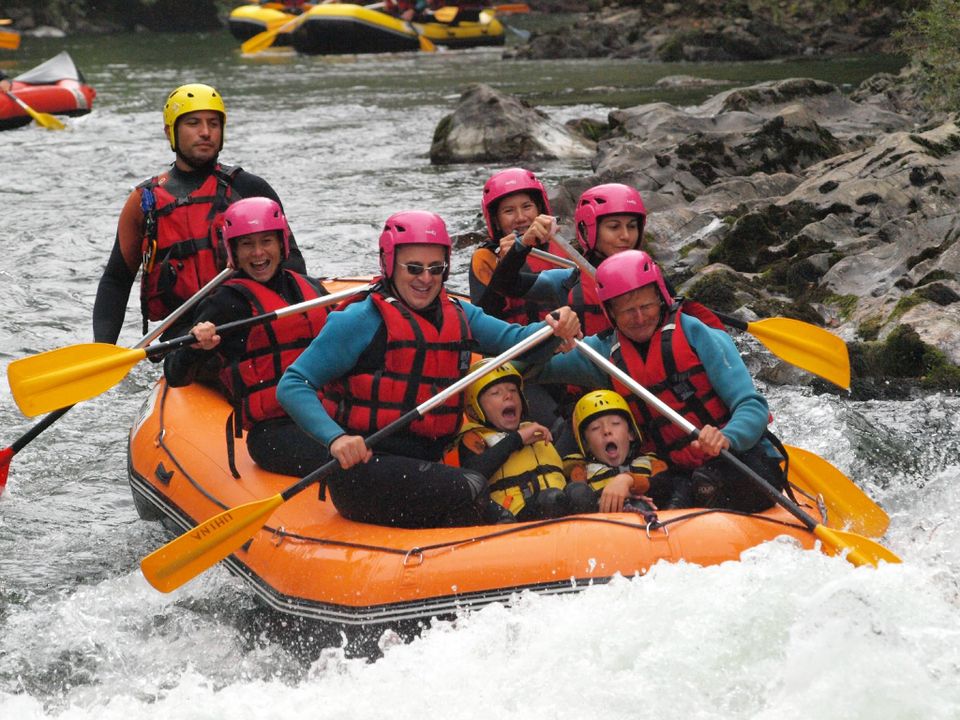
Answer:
[
  {"left": 477, "top": 379, "right": 523, "bottom": 432},
  {"left": 172, "top": 109, "right": 222, "bottom": 169},
  {"left": 392, "top": 243, "right": 446, "bottom": 311},
  {"left": 595, "top": 214, "right": 641, "bottom": 259},
  {"left": 607, "top": 284, "right": 663, "bottom": 344},
  {"left": 234, "top": 230, "right": 282, "bottom": 283},
  {"left": 495, "top": 191, "right": 540, "bottom": 237},
  {"left": 583, "top": 412, "right": 636, "bottom": 466}
]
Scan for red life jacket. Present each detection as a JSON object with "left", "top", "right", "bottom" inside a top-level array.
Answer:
[
  {"left": 610, "top": 304, "right": 731, "bottom": 469},
  {"left": 567, "top": 273, "right": 610, "bottom": 337},
  {"left": 138, "top": 164, "right": 239, "bottom": 326},
  {"left": 322, "top": 288, "right": 473, "bottom": 442},
  {"left": 499, "top": 239, "right": 570, "bottom": 326},
  {"left": 219, "top": 271, "right": 329, "bottom": 431}
]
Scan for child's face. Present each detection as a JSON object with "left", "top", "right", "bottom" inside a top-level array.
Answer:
[
  {"left": 478, "top": 380, "right": 523, "bottom": 431},
  {"left": 583, "top": 413, "right": 635, "bottom": 466}
]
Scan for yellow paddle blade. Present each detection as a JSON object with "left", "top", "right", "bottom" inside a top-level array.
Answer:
[
  {"left": 786, "top": 444, "right": 889, "bottom": 538},
  {"left": 141, "top": 494, "right": 285, "bottom": 592},
  {"left": 433, "top": 6, "right": 457, "bottom": 22},
  {"left": 7, "top": 343, "right": 147, "bottom": 417},
  {"left": 0, "top": 27, "right": 20, "bottom": 49},
  {"left": 418, "top": 33, "right": 437, "bottom": 52},
  {"left": 241, "top": 11, "right": 307, "bottom": 54},
  {"left": 4, "top": 91, "right": 66, "bottom": 130},
  {"left": 813, "top": 525, "right": 901, "bottom": 567},
  {"left": 747, "top": 317, "right": 850, "bottom": 389}
]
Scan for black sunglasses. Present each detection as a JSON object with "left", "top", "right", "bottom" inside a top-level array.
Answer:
[{"left": 399, "top": 261, "right": 447, "bottom": 276}]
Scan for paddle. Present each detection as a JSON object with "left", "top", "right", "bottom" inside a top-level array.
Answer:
[
  {"left": 573, "top": 339, "right": 900, "bottom": 567},
  {"left": 241, "top": 13, "right": 306, "bottom": 54},
  {"left": 785, "top": 443, "right": 889, "bottom": 538},
  {"left": 7, "top": 283, "right": 373, "bottom": 418},
  {"left": 541, "top": 234, "right": 851, "bottom": 389},
  {"left": 0, "top": 268, "right": 234, "bottom": 495},
  {"left": 140, "top": 319, "right": 560, "bottom": 592},
  {"left": 0, "top": 26, "right": 19, "bottom": 50},
  {"left": 4, "top": 90, "right": 66, "bottom": 130}
]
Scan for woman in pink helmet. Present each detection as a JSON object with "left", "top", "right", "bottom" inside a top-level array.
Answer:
[
  {"left": 278, "top": 210, "right": 582, "bottom": 529},
  {"left": 534, "top": 249, "right": 787, "bottom": 513},
  {"left": 491, "top": 182, "right": 648, "bottom": 338},
  {"left": 469, "top": 168, "right": 565, "bottom": 322},
  {"left": 163, "top": 197, "right": 331, "bottom": 477}
]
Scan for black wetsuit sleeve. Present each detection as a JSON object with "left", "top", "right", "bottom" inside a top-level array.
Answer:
[
  {"left": 486, "top": 241, "right": 539, "bottom": 300},
  {"left": 92, "top": 237, "right": 137, "bottom": 343},
  {"left": 458, "top": 431, "right": 524, "bottom": 479},
  {"left": 231, "top": 171, "right": 307, "bottom": 275},
  {"left": 162, "top": 288, "right": 250, "bottom": 387}
]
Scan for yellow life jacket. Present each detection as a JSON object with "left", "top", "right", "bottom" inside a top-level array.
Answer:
[
  {"left": 564, "top": 453, "right": 658, "bottom": 494},
  {"left": 459, "top": 421, "right": 567, "bottom": 516}
]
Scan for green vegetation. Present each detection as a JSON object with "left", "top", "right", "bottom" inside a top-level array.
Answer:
[{"left": 900, "top": 0, "right": 960, "bottom": 110}]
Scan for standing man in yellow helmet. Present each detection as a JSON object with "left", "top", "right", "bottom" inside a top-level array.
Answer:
[{"left": 93, "top": 83, "right": 307, "bottom": 343}]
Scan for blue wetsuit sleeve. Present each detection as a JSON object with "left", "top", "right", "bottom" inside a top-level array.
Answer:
[
  {"left": 527, "top": 332, "right": 610, "bottom": 388},
  {"left": 524, "top": 268, "right": 577, "bottom": 305},
  {"left": 463, "top": 302, "right": 564, "bottom": 362},
  {"left": 277, "top": 298, "right": 381, "bottom": 447},
  {"left": 684, "top": 317, "right": 770, "bottom": 453}
]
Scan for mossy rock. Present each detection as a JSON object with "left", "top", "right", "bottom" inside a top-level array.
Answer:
[{"left": 685, "top": 269, "right": 744, "bottom": 312}]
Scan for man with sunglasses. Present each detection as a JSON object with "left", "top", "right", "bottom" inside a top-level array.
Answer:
[{"left": 278, "top": 210, "right": 582, "bottom": 529}]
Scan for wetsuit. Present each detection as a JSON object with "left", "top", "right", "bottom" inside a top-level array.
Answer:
[{"left": 93, "top": 163, "right": 306, "bottom": 344}]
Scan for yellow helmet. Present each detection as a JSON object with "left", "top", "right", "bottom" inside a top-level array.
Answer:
[
  {"left": 162, "top": 83, "right": 226, "bottom": 152},
  {"left": 572, "top": 389, "right": 642, "bottom": 456},
  {"left": 464, "top": 359, "right": 524, "bottom": 425}
]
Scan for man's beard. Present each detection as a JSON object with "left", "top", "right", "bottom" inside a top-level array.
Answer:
[{"left": 176, "top": 150, "right": 219, "bottom": 171}]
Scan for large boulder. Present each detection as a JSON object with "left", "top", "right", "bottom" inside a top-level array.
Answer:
[{"left": 430, "top": 83, "right": 595, "bottom": 164}]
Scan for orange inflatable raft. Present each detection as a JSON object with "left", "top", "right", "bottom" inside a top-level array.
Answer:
[{"left": 127, "top": 280, "right": 826, "bottom": 628}]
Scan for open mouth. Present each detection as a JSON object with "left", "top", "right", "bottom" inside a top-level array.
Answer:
[{"left": 602, "top": 440, "right": 625, "bottom": 464}]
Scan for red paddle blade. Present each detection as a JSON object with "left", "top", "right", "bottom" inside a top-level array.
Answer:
[{"left": 0, "top": 446, "right": 13, "bottom": 495}]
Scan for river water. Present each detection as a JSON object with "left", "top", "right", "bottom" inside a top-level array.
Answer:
[{"left": 1, "top": 29, "right": 959, "bottom": 719}]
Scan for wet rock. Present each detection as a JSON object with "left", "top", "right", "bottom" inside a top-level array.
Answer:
[{"left": 429, "top": 83, "right": 595, "bottom": 164}]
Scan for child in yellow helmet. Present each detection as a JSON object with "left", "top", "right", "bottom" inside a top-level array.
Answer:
[
  {"left": 564, "top": 389, "right": 668, "bottom": 513},
  {"left": 453, "top": 360, "right": 595, "bottom": 522}
]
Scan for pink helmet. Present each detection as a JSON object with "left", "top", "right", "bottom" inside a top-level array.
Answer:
[
  {"left": 575, "top": 183, "right": 646, "bottom": 253},
  {"left": 595, "top": 250, "right": 672, "bottom": 320},
  {"left": 379, "top": 210, "right": 452, "bottom": 280},
  {"left": 481, "top": 168, "right": 551, "bottom": 239},
  {"left": 220, "top": 197, "right": 290, "bottom": 268}
]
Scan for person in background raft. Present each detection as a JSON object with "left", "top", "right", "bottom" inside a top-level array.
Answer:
[
  {"left": 534, "top": 250, "right": 787, "bottom": 513},
  {"left": 0, "top": 69, "right": 11, "bottom": 92},
  {"left": 163, "top": 197, "right": 328, "bottom": 477},
  {"left": 277, "top": 210, "right": 581, "bottom": 529},
  {"left": 452, "top": 360, "right": 594, "bottom": 523},
  {"left": 93, "top": 83, "right": 306, "bottom": 345}
]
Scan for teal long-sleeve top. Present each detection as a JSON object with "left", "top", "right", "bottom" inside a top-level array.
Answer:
[
  {"left": 277, "top": 293, "right": 564, "bottom": 451},
  {"left": 534, "top": 314, "right": 773, "bottom": 455}
]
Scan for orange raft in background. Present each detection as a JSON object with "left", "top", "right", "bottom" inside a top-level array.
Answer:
[{"left": 127, "top": 280, "right": 827, "bottom": 629}]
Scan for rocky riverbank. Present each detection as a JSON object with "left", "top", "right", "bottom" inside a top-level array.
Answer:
[
  {"left": 512, "top": 0, "right": 906, "bottom": 62},
  {"left": 433, "top": 65, "right": 960, "bottom": 397}
]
